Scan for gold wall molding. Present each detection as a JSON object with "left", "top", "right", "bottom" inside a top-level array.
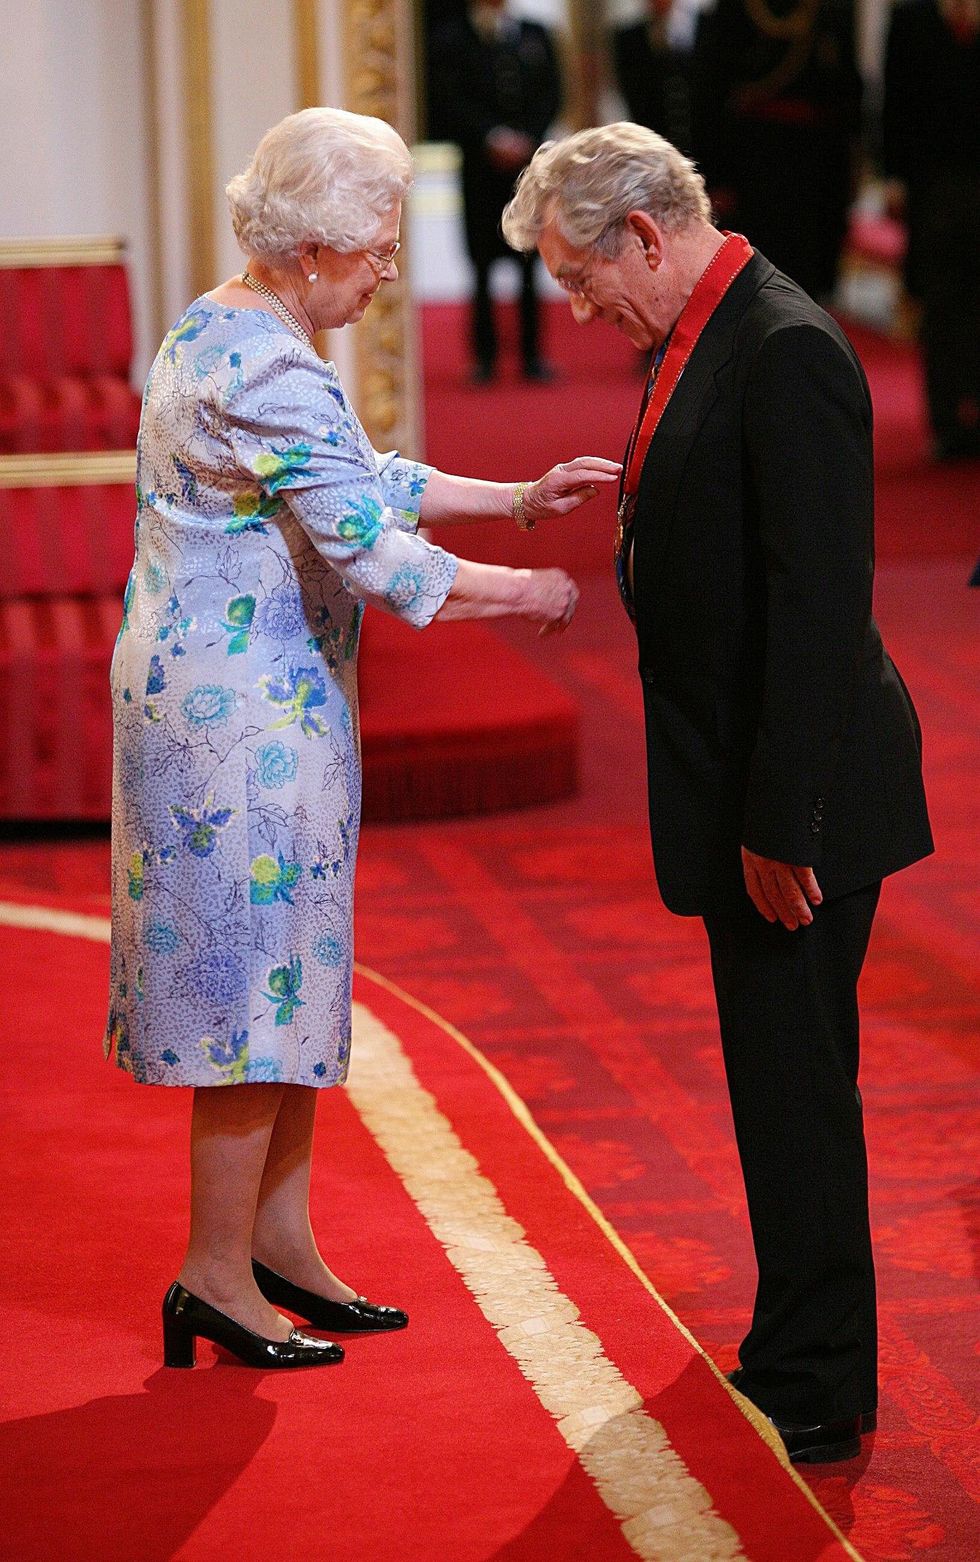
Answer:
[
  {"left": 293, "top": 0, "right": 321, "bottom": 110},
  {"left": 566, "top": 0, "right": 602, "bottom": 132},
  {"left": 342, "top": 0, "right": 401, "bottom": 124},
  {"left": 140, "top": 0, "right": 166, "bottom": 343},
  {"left": 0, "top": 451, "right": 137, "bottom": 489},
  {"left": 340, "top": 0, "right": 420, "bottom": 456},
  {"left": 182, "top": 0, "right": 216, "bottom": 300},
  {"left": 0, "top": 237, "right": 126, "bottom": 269}
]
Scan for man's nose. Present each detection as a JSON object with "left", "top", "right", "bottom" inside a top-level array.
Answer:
[{"left": 570, "top": 294, "right": 596, "bottom": 324}]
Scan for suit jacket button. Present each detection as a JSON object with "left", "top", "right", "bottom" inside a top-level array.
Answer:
[{"left": 810, "top": 821, "right": 821, "bottom": 834}]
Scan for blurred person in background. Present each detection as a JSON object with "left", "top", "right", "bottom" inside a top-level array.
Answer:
[
  {"left": 608, "top": 0, "right": 696, "bottom": 153},
  {"left": 691, "top": 0, "right": 863, "bottom": 302},
  {"left": 883, "top": 0, "right": 980, "bottom": 459},
  {"left": 428, "top": 0, "right": 562, "bottom": 381}
]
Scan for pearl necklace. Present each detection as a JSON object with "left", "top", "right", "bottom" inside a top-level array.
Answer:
[{"left": 241, "top": 270, "right": 315, "bottom": 353}]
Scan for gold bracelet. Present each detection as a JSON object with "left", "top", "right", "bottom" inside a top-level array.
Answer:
[{"left": 513, "top": 482, "right": 535, "bottom": 531}]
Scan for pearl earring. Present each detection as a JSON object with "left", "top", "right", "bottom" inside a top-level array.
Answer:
[{"left": 308, "top": 271, "right": 318, "bottom": 283}]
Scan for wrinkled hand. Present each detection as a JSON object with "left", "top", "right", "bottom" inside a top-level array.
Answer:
[
  {"left": 741, "top": 846, "right": 823, "bottom": 931},
  {"left": 522, "top": 567, "right": 579, "bottom": 635},
  {"left": 525, "top": 457, "right": 623, "bottom": 521}
]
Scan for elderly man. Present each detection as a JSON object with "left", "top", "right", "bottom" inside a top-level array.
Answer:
[{"left": 503, "top": 124, "right": 933, "bottom": 1463}]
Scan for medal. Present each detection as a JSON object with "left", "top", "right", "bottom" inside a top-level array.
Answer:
[{"left": 615, "top": 493, "right": 634, "bottom": 556}]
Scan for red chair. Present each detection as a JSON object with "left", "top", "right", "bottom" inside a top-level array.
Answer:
[
  {"left": 0, "top": 456, "right": 135, "bottom": 819},
  {"left": 0, "top": 237, "right": 142, "bottom": 454},
  {"left": 0, "top": 237, "right": 139, "bottom": 820}
]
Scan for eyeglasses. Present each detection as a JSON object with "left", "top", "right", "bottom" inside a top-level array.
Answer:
[
  {"left": 364, "top": 240, "right": 401, "bottom": 273},
  {"left": 553, "top": 223, "right": 621, "bottom": 298},
  {"left": 554, "top": 267, "right": 595, "bottom": 299}
]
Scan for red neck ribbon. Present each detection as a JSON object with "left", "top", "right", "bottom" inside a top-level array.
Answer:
[{"left": 622, "top": 232, "right": 754, "bottom": 500}]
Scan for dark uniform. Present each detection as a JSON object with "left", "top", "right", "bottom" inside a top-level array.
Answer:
[
  {"left": 429, "top": 8, "right": 562, "bottom": 377},
  {"left": 610, "top": 7, "right": 693, "bottom": 154},
  {"left": 883, "top": 0, "right": 980, "bottom": 458},
  {"left": 692, "top": 0, "right": 862, "bottom": 301}
]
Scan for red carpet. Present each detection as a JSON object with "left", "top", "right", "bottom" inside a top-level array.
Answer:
[
  {"left": 348, "top": 557, "right": 980, "bottom": 1562},
  {"left": 0, "top": 302, "right": 977, "bottom": 1560},
  {"left": 0, "top": 914, "right": 858, "bottom": 1561},
  {"left": 2, "top": 554, "right": 976, "bottom": 1559}
]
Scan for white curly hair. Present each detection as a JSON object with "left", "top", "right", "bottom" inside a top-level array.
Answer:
[
  {"left": 226, "top": 107, "right": 413, "bottom": 263},
  {"left": 503, "top": 123, "right": 711, "bottom": 257}
]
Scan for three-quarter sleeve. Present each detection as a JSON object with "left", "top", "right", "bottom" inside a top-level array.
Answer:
[
  {"left": 373, "top": 449, "right": 433, "bottom": 534},
  {"left": 224, "top": 341, "right": 457, "bottom": 628}
]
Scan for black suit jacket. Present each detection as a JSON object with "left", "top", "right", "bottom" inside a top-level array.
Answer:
[
  {"left": 631, "top": 252, "right": 933, "bottom": 916},
  {"left": 428, "top": 16, "right": 562, "bottom": 261}
]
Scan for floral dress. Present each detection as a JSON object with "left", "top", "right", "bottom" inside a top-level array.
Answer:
[{"left": 104, "top": 298, "right": 458, "bottom": 1087}]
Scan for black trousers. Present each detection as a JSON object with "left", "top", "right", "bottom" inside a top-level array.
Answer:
[
  {"left": 471, "top": 252, "right": 541, "bottom": 371},
  {"left": 917, "top": 171, "right": 980, "bottom": 455},
  {"left": 703, "top": 880, "right": 881, "bottom": 1424}
]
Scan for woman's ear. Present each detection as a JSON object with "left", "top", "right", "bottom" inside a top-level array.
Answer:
[{"left": 298, "top": 242, "right": 319, "bottom": 278}]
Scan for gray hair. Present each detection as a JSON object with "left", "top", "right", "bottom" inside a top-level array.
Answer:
[
  {"left": 502, "top": 123, "right": 711, "bottom": 257},
  {"left": 226, "top": 107, "right": 413, "bottom": 263}
]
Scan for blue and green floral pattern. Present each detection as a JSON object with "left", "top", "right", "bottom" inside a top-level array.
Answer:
[{"left": 105, "top": 298, "right": 457, "bottom": 1086}]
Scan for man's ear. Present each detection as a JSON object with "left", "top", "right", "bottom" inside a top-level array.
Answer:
[{"left": 625, "top": 210, "right": 664, "bottom": 268}]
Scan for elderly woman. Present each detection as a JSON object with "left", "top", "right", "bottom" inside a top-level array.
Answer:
[{"left": 106, "top": 106, "right": 618, "bottom": 1370}]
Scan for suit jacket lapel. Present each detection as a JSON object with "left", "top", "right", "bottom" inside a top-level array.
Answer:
[{"left": 632, "top": 253, "right": 775, "bottom": 570}]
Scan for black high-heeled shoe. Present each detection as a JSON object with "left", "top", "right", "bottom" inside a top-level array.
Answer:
[
  {"left": 162, "top": 1281, "right": 345, "bottom": 1368},
  {"left": 251, "top": 1259, "right": 409, "bottom": 1333}
]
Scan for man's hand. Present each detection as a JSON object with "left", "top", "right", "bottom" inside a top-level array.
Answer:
[{"left": 741, "top": 846, "right": 823, "bottom": 931}]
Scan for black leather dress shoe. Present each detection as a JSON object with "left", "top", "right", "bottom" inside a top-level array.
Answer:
[
  {"left": 252, "top": 1259, "right": 409, "bottom": 1333},
  {"left": 162, "top": 1282, "right": 344, "bottom": 1369},
  {"left": 522, "top": 358, "right": 557, "bottom": 383},
  {"left": 771, "top": 1415, "right": 862, "bottom": 1464},
  {"left": 726, "top": 1370, "right": 873, "bottom": 1459}
]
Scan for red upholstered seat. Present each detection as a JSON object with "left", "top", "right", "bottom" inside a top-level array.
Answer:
[
  {"left": 0, "top": 592, "right": 118, "bottom": 819},
  {"left": 0, "top": 374, "right": 141, "bottom": 453},
  {"left": 0, "top": 248, "right": 141, "bottom": 819},
  {"left": 0, "top": 479, "right": 132, "bottom": 819},
  {"left": 0, "top": 480, "right": 135, "bottom": 598},
  {"left": 0, "top": 257, "right": 140, "bottom": 457},
  {"left": 0, "top": 263, "right": 133, "bottom": 379}
]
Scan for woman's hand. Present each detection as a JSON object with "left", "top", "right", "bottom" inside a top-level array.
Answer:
[
  {"left": 434, "top": 559, "right": 578, "bottom": 633},
  {"left": 524, "top": 457, "right": 622, "bottom": 522},
  {"left": 522, "top": 567, "right": 579, "bottom": 635}
]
